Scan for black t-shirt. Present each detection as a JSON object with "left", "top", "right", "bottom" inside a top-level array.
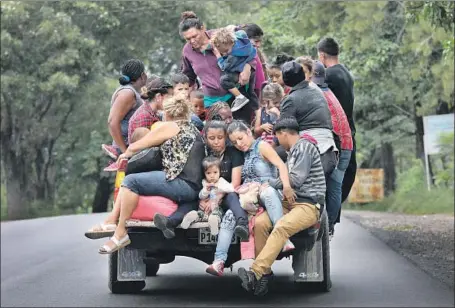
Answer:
[
  {"left": 179, "top": 134, "right": 206, "bottom": 191},
  {"left": 325, "top": 64, "right": 355, "bottom": 134},
  {"left": 219, "top": 145, "right": 244, "bottom": 183}
]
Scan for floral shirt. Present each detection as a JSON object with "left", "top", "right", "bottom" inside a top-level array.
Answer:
[{"left": 160, "top": 120, "right": 200, "bottom": 181}]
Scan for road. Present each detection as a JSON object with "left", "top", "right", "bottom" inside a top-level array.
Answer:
[{"left": 1, "top": 213, "right": 454, "bottom": 307}]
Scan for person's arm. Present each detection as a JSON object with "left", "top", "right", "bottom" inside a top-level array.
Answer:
[
  {"left": 258, "top": 141, "right": 291, "bottom": 189},
  {"left": 199, "top": 180, "right": 210, "bottom": 200},
  {"left": 108, "top": 90, "right": 135, "bottom": 152},
  {"left": 288, "top": 143, "right": 313, "bottom": 188},
  {"left": 217, "top": 56, "right": 228, "bottom": 71},
  {"left": 239, "top": 63, "right": 251, "bottom": 86},
  {"left": 181, "top": 52, "right": 197, "bottom": 87},
  {"left": 279, "top": 96, "right": 297, "bottom": 119},
  {"left": 254, "top": 108, "right": 264, "bottom": 136},
  {"left": 231, "top": 167, "right": 242, "bottom": 188},
  {"left": 229, "top": 147, "right": 244, "bottom": 188},
  {"left": 128, "top": 121, "right": 179, "bottom": 154}
]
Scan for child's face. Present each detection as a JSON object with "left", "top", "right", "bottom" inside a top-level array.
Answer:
[
  {"left": 217, "top": 43, "right": 233, "bottom": 57},
  {"left": 262, "top": 97, "right": 281, "bottom": 110},
  {"left": 191, "top": 97, "right": 205, "bottom": 116},
  {"left": 205, "top": 165, "right": 220, "bottom": 183},
  {"left": 270, "top": 98, "right": 281, "bottom": 109},
  {"left": 173, "top": 83, "right": 190, "bottom": 99},
  {"left": 268, "top": 68, "right": 284, "bottom": 87}
]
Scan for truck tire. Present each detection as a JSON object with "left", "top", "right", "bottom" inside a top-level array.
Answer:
[{"left": 108, "top": 251, "right": 146, "bottom": 294}]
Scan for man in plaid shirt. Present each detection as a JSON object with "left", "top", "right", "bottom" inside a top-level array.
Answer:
[
  {"left": 312, "top": 60, "right": 352, "bottom": 238},
  {"left": 104, "top": 78, "right": 173, "bottom": 172}
]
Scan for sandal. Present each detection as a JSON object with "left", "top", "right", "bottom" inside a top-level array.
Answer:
[
  {"left": 84, "top": 223, "right": 117, "bottom": 240},
  {"left": 98, "top": 234, "right": 131, "bottom": 254}
]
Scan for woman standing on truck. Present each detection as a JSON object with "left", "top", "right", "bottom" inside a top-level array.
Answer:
[
  {"left": 97, "top": 96, "right": 205, "bottom": 254},
  {"left": 101, "top": 59, "right": 147, "bottom": 167}
]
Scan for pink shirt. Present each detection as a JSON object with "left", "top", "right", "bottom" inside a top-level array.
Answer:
[{"left": 254, "top": 54, "right": 266, "bottom": 96}]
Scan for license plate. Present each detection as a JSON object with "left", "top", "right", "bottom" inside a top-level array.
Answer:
[{"left": 198, "top": 228, "right": 238, "bottom": 245}]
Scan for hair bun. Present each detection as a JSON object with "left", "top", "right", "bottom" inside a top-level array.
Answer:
[
  {"left": 181, "top": 11, "right": 197, "bottom": 22},
  {"left": 118, "top": 75, "right": 131, "bottom": 85}
]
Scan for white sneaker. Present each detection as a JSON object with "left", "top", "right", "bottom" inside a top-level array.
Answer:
[
  {"left": 231, "top": 95, "right": 249, "bottom": 112},
  {"left": 180, "top": 211, "right": 199, "bottom": 229}
]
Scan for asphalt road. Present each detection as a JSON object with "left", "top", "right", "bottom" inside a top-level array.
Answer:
[{"left": 1, "top": 213, "right": 454, "bottom": 307}]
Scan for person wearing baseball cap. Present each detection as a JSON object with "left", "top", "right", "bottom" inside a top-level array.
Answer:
[{"left": 312, "top": 60, "right": 353, "bottom": 238}]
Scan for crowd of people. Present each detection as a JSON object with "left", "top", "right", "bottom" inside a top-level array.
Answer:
[{"left": 86, "top": 11, "right": 357, "bottom": 296}]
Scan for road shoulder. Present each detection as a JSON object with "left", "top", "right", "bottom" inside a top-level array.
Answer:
[{"left": 343, "top": 210, "right": 454, "bottom": 289}]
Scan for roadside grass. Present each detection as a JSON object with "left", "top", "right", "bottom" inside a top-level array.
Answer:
[{"left": 344, "top": 187, "right": 454, "bottom": 215}]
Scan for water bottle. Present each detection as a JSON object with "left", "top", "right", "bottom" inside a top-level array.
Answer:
[{"left": 209, "top": 188, "right": 217, "bottom": 211}]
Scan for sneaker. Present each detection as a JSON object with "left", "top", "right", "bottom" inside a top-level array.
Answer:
[
  {"left": 208, "top": 214, "right": 220, "bottom": 235},
  {"left": 234, "top": 219, "right": 250, "bottom": 242},
  {"left": 263, "top": 271, "right": 275, "bottom": 282},
  {"left": 237, "top": 267, "right": 269, "bottom": 296},
  {"left": 206, "top": 260, "right": 225, "bottom": 277},
  {"left": 230, "top": 95, "right": 250, "bottom": 112},
  {"left": 103, "top": 161, "right": 119, "bottom": 172},
  {"left": 153, "top": 213, "right": 175, "bottom": 239},
  {"left": 102, "top": 144, "right": 119, "bottom": 160},
  {"left": 180, "top": 211, "right": 199, "bottom": 229},
  {"left": 282, "top": 240, "right": 295, "bottom": 253}
]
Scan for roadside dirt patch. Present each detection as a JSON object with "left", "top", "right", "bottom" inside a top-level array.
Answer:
[{"left": 343, "top": 210, "right": 454, "bottom": 288}]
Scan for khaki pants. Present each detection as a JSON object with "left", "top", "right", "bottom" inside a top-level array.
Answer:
[{"left": 251, "top": 202, "right": 319, "bottom": 278}]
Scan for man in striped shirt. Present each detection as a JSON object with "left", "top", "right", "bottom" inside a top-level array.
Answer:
[{"left": 237, "top": 117, "right": 326, "bottom": 296}]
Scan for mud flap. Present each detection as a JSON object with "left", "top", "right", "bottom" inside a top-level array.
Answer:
[
  {"left": 117, "top": 247, "right": 146, "bottom": 282},
  {"left": 292, "top": 240, "right": 324, "bottom": 282}
]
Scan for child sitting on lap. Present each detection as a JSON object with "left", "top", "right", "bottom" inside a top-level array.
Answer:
[{"left": 181, "top": 156, "right": 234, "bottom": 235}]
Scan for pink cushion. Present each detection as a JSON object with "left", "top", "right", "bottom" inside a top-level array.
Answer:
[{"left": 130, "top": 196, "right": 178, "bottom": 221}]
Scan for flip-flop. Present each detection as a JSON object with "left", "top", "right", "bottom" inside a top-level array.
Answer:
[
  {"left": 84, "top": 223, "right": 117, "bottom": 239},
  {"left": 98, "top": 234, "right": 131, "bottom": 254}
]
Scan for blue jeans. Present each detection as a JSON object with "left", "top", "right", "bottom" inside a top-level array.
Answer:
[
  {"left": 215, "top": 210, "right": 236, "bottom": 262},
  {"left": 259, "top": 186, "right": 283, "bottom": 225},
  {"left": 112, "top": 119, "right": 130, "bottom": 153},
  {"left": 326, "top": 150, "right": 352, "bottom": 225},
  {"left": 221, "top": 192, "right": 248, "bottom": 222},
  {"left": 213, "top": 187, "right": 284, "bottom": 262},
  {"left": 122, "top": 171, "right": 199, "bottom": 227}
]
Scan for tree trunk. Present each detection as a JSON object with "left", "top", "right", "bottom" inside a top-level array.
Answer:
[
  {"left": 361, "top": 142, "right": 397, "bottom": 196},
  {"left": 380, "top": 142, "right": 396, "bottom": 195},
  {"left": 92, "top": 174, "right": 113, "bottom": 213},
  {"left": 414, "top": 102, "right": 425, "bottom": 163},
  {"left": 5, "top": 156, "right": 29, "bottom": 220}
]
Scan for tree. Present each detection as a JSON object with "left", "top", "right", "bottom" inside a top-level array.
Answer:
[{"left": 1, "top": 2, "right": 105, "bottom": 219}]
